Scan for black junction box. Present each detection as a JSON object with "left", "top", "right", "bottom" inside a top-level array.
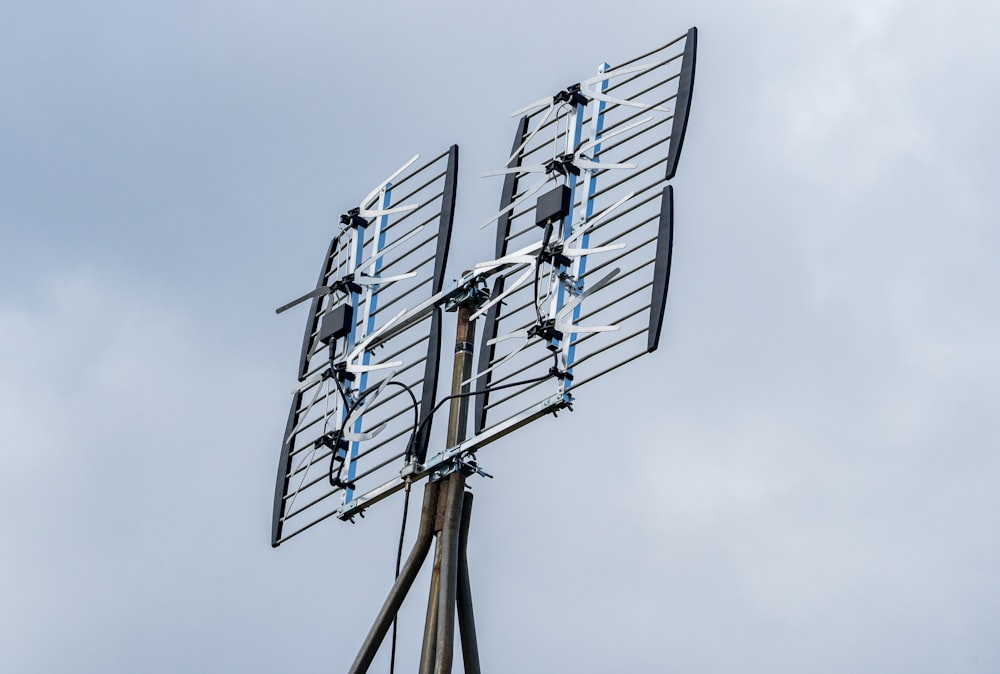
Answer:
[
  {"left": 319, "top": 304, "right": 354, "bottom": 345},
  {"left": 535, "top": 185, "right": 572, "bottom": 228}
]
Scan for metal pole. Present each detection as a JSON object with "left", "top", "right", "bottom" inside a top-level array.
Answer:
[
  {"left": 349, "top": 481, "right": 440, "bottom": 674},
  {"left": 418, "top": 494, "right": 447, "bottom": 673},
  {"left": 456, "top": 491, "right": 481, "bottom": 674},
  {"left": 434, "top": 302, "right": 477, "bottom": 674},
  {"left": 351, "top": 298, "right": 481, "bottom": 674},
  {"left": 448, "top": 303, "right": 475, "bottom": 446},
  {"left": 434, "top": 473, "right": 466, "bottom": 674}
]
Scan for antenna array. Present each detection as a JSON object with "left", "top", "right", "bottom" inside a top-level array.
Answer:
[
  {"left": 272, "top": 148, "right": 458, "bottom": 545},
  {"left": 270, "top": 27, "right": 698, "bottom": 674}
]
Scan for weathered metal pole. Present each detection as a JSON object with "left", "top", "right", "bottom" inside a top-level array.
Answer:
[
  {"left": 447, "top": 303, "right": 475, "bottom": 447},
  {"left": 433, "top": 302, "right": 476, "bottom": 674},
  {"left": 418, "top": 495, "right": 446, "bottom": 673},
  {"left": 456, "top": 491, "right": 481, "bottom": 674},
  {"left": 433, "top": 472, "right": 465, "bottom": 674},
  {"left": 352, "top": 298, "right": 482, "bottom": 674},
  {"left": 349, "top": 482, "right": 440, "bottom": 674}
]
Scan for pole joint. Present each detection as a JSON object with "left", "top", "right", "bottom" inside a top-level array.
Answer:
[
  {"left": 428, "top": 455, "right": 490, "bottom": 482},
  {"left": 444, "top": 274, "right": 490, "bottom": 313}
]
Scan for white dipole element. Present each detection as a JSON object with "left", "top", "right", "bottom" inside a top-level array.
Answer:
[
  {"left": 505, "top": 102, "right": 558, "bottom": 166},
  {"left": 467, "top": 265, "right": 624, "bottom": 386},
  {"left": 554, "top": 267, "right": 622, "bottom": 335},
  {"left": 561, "top": 243, "right": 626, "bottom": 258},
  {"left": 292, "top": 370, "right": 328, "bottom": 394},
  {"left": 343, "top": 309, "right": 408, "bottom": 374},
  {"left": 355, "top": 271, "right": 418, "bottom": 286},
  {"left": 480, "top": 117, "right": 650, "bottom": 185},
  {"left": 474, "top": 240, "right": 543, "bottom": 268},
  {"left": 511, "top": 95, "right": 554, "bottom": 117},
  {"left": 356, "top": 225, "right": 425, "bottom": 274},
  {"left": 340, "top": 371, "right": 398, "bottom": 443},
  {"left": 565, "top": 192, "right": 636, "bottom": 248},
  {"left": 275, "top": 285, "right": 346, "bottom": 315},
  {"left": 463, "top": 331, "right": 537, "bottom": 385},
  {"left": 357, "top": 155, "right": 421, "bottom": 217},
  {"left": 581, "top": 64, "right": 673, "bottom": 112},
  {"left": 468, "top": 258, "right": 538, "bottom": 322},
  {"left": 576, "top": 116, "right": 653, "bottom": 156},
  {"left": 477, "top": 176, "right": 550, "bottom": 229}
]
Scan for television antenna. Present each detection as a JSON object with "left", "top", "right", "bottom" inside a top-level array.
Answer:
[{"left": 272, "top": 28, "right": 697, "bottom": 673}]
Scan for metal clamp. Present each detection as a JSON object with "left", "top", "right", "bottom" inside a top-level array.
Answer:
[
  {"left": 444, "top": 274, "right": 491, "bottom": 312},
  {"left": 430, "top": 456, "right": 493, "bottom": 482}
]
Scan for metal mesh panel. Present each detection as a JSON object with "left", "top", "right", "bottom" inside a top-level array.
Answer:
[
  {"left": 474, "top": 29, "right": 695, "bottom": 436},
  {"left": 269, "top": 29, "right": 697, "bottom": 539},
  {"left": 272, "top": 147, "right": 457, "bottom": 546}
]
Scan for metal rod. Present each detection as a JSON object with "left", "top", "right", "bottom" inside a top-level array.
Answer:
[
  {"left": 351, "top": 293, "right": 484, "bottom": 673},
  {"left": 604, "top": 67, "right": 682, "bottom": 110},
  {"left": 348, "top": 481, "right": 440, "bottom": 674},
  {"left": 448, "top": 304, "right": 476, "bottom": 445},
  {"left": 456, "top": 491, "right": 481, "bottom": 674},
  {"left": 377, "top": 273, "right": 435, "bottom": 314},
  {"left": 592, "top": 155, "right": 667, "bottom": 200},
  {"left": 611, "top": 32, "right": 688, "bottom": 71},
  {"left": 482, "top": 375, "right": 551, "bottom": 412},
  {"left": 597, "top": 93, "right": 676, "bottom": 137},
  {"left": 570, "top": 349, "right": 646, "bottom": 390},
  {"left": 431, "top": 300, "right": 478, "bottom": 673},
  {"left": 598, "top": 114, "right": 671, "bottom": 154},
  {"left": 352, "top": 448, "right": 407, "bottom": 482},
  {"left": 386, "top": 149, "right": 449, "bottom": 192},
  {"left": 614, "top": 134, "right": 670, "bottom": 168},
  {"left": 591, "top": 203, "right": 661, "bottom": 248},
  {"left": 434, "top": 472, "right": 466, "bottom": 674},
  {"left": 275, "top": 503, "right": 342, "bottom": 544},
  {"left": 478, "top": 344, "right": 549, "bottom": 387},
  {"left": 419, "top": 499, "right": 445, "bottom": 674},
  {"left": 375, "top": 233, "right": 438, "bottom": 273},
  {"left": 339, "top": 394, "right": 565, "bottom": 521},
  {"left": 378, "top": 332, "right": 430, "bottom": 367},
  {"left": 387, "top": 169, "right": 447, "bottom": 210},
  {"left": 281, "top": 480, "right": 340, "bottom": 518},
  {"left": 372, "top": 198, "right": 440, "bottom": 242}
]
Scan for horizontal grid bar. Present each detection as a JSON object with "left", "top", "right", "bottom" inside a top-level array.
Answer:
[
  {"left": 385, "top": 150, "right": 449, "bottom": 192},
  {"left": 486, "top": 301, "right": 651, "bottom": 399},
  {"left": 277, "top": 505, "right": 341, "bottom": 545},
  {"left": 592, "top": 155, "right": 668, "bottom": 201},
  {"left": 592, "top": 92, "right": 677, "bottom": 137},
  {"left": 379, "top": 332, "right": 430, "bottom": 365},
  {"left": 283, "top": 477, "right": 340, "bottom": 519},
  {"left": 375, "top": 232, "right": 438, "bottom": 275},
  {"left": 482, "top": 373, "right": 553, "bottom": 412},
  {"left": 376, "top": 274, "right": 433, "bottom": 315},
  {"left": 380, "top": 191, "right": 444, "bottom": 237},
  {"left": 387, "top": 170, "right": 446, "bottom": 213},
  {"left": 352, "top": 448, "right": 407, "bottom": 482},
  {"left": 581, "top": 235, "right": 657, "bottom": 281},
  {"left": 570, "top": 349, "right": 647, "bottom": 392},
  {"left": 610, "top": 33, "right": 688, "bottom": 72}
]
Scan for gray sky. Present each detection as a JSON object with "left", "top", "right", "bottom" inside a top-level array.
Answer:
[{"left": 3, "top": 1, "right": 999, "bottom": 672}]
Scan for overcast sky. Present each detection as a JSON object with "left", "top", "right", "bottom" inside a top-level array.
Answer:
[{"left": 3, "top": 1, "right": 999, "bottom": 672}]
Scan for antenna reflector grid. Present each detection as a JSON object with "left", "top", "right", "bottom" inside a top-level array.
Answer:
[
  {"left": 473, "top": 30, "right": 696, "bottom": 440},
  {"left": 272, "top": 147, "right": 458, "bottom": 546}
]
